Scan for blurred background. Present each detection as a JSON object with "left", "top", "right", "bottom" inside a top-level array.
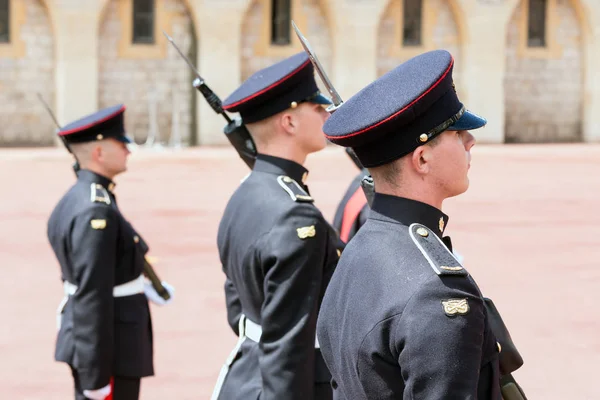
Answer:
[
  {"left": 1, "top": 0, "right": 600, "bottom": 399},
  {"left": 1, "top": 0, "right": 598, "bottom": 147}
]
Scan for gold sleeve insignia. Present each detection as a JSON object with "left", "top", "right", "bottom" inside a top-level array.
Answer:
[
  {"left": 297, "top": 225, "right": 316, "bottom": 239},
  {"left": 90, "top": 219, "right": 107, "bottom": 230},
  {"left": 441, "top": 299, "right": 469, "bottom": 316}
]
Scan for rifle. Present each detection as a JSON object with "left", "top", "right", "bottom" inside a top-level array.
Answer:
[
  {"left": 37, "top": 92, "right": 80, "bottom": 176},
  {"left": 485, "top": 298, "right": 527, "bottom": 399},
  {"left": 144, "top": 257, "right": 171, "bottom": 301},
  {"left": 37, "top": 93, "right": 170, "bottom": 301},
  {"left": 165, "top": 31, "right": 364, "bottom": 172},
  {"left": 163, "top": 31, "right": 257, "bottom": 169}
]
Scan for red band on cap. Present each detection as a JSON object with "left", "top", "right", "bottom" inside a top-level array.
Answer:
[
  {"left": 326, "top": 58, "right": 454, "bottom": 140},
  {"left": 59, "top": 105, "right": 126, "bottom": 136},
  {"left": 223, "top": 59, "right": 311, "bottom": 110}
]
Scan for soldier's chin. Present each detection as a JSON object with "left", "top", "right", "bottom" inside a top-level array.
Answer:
[
  {"left": 114, "top": 165, "right": 127, "bottom": 175},
  {"left": 314, "top": 137, "right": 328, "bottom": 153},
  {"left": 447, "top": 179, "right": 469, "bottom": 198}
]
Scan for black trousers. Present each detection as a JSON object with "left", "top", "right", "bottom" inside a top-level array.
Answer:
[{"left": 71, "top": 367, "right": 141, "bottom": 400}]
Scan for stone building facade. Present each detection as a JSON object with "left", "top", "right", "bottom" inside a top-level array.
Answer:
[
  {"left": 1, "top": 0, "right": 599, "bottom": 146},
  {"left": 98, "top": 0, "right": 197, "bottom": 145},
  {"left": 0, "top": 0, "right": 55, "bottom": 146}
]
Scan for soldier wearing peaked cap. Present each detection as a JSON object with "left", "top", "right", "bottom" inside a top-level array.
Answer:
[
  {"left": 211, "top": 52, "right": 344, "bottom": 400},
  {"left": 316, "top": 50, "right": 514, "bottom": 399},
  {"left": 47, "top": 105, "right": 175, "bottom": 400}
]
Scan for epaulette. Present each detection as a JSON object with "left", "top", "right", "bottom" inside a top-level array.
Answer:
[
  {"left": 90, "top": 183, "right": 111, "bottom": 205},
  {"left": 409, "top": 223, "right": 467, "bottom": 276},
  {"left": 277, "top": 175, "right": 313, "bottom": 203}
]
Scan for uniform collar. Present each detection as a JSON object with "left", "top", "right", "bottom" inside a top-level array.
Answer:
[
  {"left": 253, "top": 154, "right": 309, "bottom": 185},
  {"left": 77, "top": 169, "right": 116, "bottom": 192},
  {"left": 370, "top": 193, "right": 449, "bottom": 238}
]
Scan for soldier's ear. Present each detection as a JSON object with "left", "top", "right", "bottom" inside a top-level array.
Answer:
[
  {"left": 279, "top": 111, "right": 297, "bottom": 135},
  {"left": 90, "top": 142, "right": 104, "bottom": 164},
  {"left": 411, "top": 145, "right": 431, "bottom": 175}
]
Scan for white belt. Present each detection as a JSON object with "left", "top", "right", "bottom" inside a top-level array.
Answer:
[
  {"left": 62, "top": 274, "right": 145, "bottom": 298},
  {"left": 210, "top": 314, "right": 320, "bottom": 400},
  {"left": 57, "top": 275, "right": 145, "bottom": 330},
  {"left": 244, "top": 317, "right": 320, "bottom": 348}
]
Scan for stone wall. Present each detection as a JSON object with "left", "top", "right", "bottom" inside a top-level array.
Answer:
[
  {"left": 505, "top": 0, "right": 583, "bottom": 143},
  {"left": 377, "top": 0, "right": 462, "bottom": 78},
  {"left": 98, "top": 0, "right": 196, "bottom": 146},
  {"left": 240, "top": 0, "right": 332, "bottom": 97},
  {"left": 0, "top": 0, "right": 55, "bottom": 146}
]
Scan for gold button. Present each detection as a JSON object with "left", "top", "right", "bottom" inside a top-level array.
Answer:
[
  {"left": 291, "top": 101, "right": 298, "bottom": 109},
  {"left": 496, "top": 341, "right": 502, "bottom": 352},
  {"left": 416, "top": 227, "right": 429, "bottom": 237},
  {"left": 133, "top": 235, "right": 140, "bottom": 243},
  {"left": 96, "top": 134, "right": 104, "bottom": 140},
  {"left": 419, "top": 133, "right": 428, "bottom": 143},
  {"left": 336, "top": 249, "right": 341, "bottom": 257},
  {"left": 108, "top": 183, "right": 115, "bottom": 192},
  {"left": 302, "top": 171, "right": 308, "bottom": 183}
]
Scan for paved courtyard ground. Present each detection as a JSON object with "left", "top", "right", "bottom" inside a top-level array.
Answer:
[{"left": 1, "top": 144, "right": 598, "bottom": 399}]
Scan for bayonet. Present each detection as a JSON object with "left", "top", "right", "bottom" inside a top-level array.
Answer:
[
  {"left": 37, "top": 92, "right": 61, "bottom": 129},
  {"left": 163, "top": 30, "right": 203, "bottom": 84},
  {"left": 292, "top": 21, "right": 343, "bottom": 111},
  {"left": 163, "top": 30, "right": 233, "bottom": 123},
  {"left": 292, "top": 21, "right": 364, "bottom": 170},
  {"left": 37, "top": 92, "right": 82, "bottom": 175}
]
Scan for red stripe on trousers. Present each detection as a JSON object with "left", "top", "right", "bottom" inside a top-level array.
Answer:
[{"left": 105, "top": 377, "right": 114, "bottom": 400}]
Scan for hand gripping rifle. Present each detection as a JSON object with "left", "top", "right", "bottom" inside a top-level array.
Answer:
[
  {"left": 37, "top": 93, "right": 171, "bottom": 301},
  {"left": 293, "top": 24, "right": 527, "bottom": 399},
  {"left": 163, "top": 31, "right": 257, "bottom": 169}
]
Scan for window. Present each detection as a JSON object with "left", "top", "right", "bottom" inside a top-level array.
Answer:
[
  {"left": 271, "top": 0, "right": 291, "bottom": 46},
  {"left": 527, "top": 0, "right": 546, "bottom": 47},
  {"left": 132, "top": 0, "right": 155, "bottom": 44},
  {"left": 0, "top": 0, "right": 9, "bottom": 43},
  {"left": 402, "top": 0, "right": 422, "bottom": 47}
]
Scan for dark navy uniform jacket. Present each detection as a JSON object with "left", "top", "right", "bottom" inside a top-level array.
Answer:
[
  {"left": 216, "top": 154, "right": 343, "bottom": 400},
  {"left": 317, "top": 193, "right": 501, "bottom": 400},
  {"left": 47, "top": 170, "right": 154, "bottom": 391}
]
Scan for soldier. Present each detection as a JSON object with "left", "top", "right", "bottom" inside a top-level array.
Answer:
[
  {"left": 331, "top": 169, "right": 369, "bottom": 243},
  {"left": 211, "top": 52, "right": 343, "bottom": 400},
  {"left": 316, "top": 50, "right": 505, "bottom": 399},
  {"left": 47, "top": 105, "right": 174, "bottom": 400}
]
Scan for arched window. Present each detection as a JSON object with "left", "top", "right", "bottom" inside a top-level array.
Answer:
[
  {"left": 402, "top": 0, "right": 422, "bottom": 47},
  {"left": 527, "top": 0, "right": 546, "bottom": 47},
  {"left": 271, "top": 0, "right": 291, "bottom": 46},
  {"left": 132, "top": 0, "right": 155, "bottom": 44},
  {"left": 0, "top": 0, "right": 9, "bottom": 43}
]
